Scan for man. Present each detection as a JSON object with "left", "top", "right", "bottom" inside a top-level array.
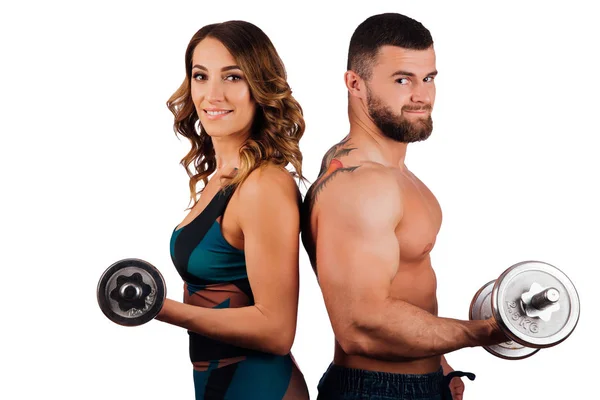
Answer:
[{"left": 301, "top": 13, "right": 507, "bottom": 400}]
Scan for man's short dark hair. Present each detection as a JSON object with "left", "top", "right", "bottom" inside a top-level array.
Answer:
[{"left": 347, "top": 13, "right": 433, "bottom": 80}]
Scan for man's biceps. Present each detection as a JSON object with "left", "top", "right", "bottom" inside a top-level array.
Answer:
[
  {"left": 318, "top": 257, "right": 383, "bottom": 287},
  {"left": 318, "top": 217, "right": 375, "bottom": 243}
]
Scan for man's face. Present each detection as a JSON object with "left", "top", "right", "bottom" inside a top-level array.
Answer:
[{"left": 365, "top": 45, "right": 437, "bottom": 143}]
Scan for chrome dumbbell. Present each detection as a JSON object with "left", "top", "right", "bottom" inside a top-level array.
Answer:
[
  {"left": 469, "top": 260, "right": 580, "bottom": 359},
  {"left": 97, "top": 258, "right": 166, "bottom": 327}
]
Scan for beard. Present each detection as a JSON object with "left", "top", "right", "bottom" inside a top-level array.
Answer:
[{"left": 366, "top": 86, "right": 433, "bottom": 143}]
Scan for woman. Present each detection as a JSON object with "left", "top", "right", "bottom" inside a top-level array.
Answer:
[{"left": 156, "top": 20, "right": 309, "bottom": 399}]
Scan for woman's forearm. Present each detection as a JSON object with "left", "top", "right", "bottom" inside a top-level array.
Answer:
[{"left": 155, "top": 299, "right": 294, "bottom": 356}]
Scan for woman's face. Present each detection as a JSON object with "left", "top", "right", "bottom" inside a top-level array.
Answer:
[{"left": 190, "top": 37, "right": 256, "bottom": 139}]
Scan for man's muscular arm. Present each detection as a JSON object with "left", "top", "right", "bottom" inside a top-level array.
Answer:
[{"left": 315, "top": 165, "right": 505, "bottom": 360}]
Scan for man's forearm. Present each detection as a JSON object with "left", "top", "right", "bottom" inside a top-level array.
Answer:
[{"left": 344, "top": 297, "right": 500, "bottom": 360}]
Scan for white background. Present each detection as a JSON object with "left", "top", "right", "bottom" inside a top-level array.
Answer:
[{"left": 1, "top": 0, "right": 597, "bottom": 398}]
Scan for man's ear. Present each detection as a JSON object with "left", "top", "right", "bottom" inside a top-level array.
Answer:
[{"left": 344, "top": 70, "right": 367, "bottom": 99}]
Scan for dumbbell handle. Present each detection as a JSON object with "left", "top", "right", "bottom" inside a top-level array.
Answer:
[
  {"left": 529, "top": 287, "right": 560, "bottom": 310},
  {"left": 119, "top": 283, "right": 144, "bottom": 301}
]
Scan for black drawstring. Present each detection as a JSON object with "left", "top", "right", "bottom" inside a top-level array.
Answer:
[{"left": 443, "top": 371, "right": 476, "bottom": 399}]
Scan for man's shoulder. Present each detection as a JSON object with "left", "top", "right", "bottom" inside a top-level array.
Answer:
[{"left": 304, "top": 158, "right": 399, "bottom": 217}]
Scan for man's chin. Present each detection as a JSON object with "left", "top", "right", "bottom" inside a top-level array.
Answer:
[{"left": 382, "top": 128, "right": 433, "bottom": 144}]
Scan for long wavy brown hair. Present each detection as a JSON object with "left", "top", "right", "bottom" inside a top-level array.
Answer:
[{"left": 167, "top": 20, "right": 306, "bottom": 207}]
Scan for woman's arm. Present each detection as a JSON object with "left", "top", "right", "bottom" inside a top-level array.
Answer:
[{"left": 156, "top": 165, "right": 300, "bottom": 356}]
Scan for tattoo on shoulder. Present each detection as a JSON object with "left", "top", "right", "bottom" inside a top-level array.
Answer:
[
  {"left": 317, "top": 137, "right": 355, "bottom": 176},
  {"left": 303, "top": 137, "right": 361, "bottom": 213}
]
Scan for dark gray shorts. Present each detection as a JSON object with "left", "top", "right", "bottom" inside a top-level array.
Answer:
[{"left": 316, "top": 363, "right": 475, "bottom": 400}]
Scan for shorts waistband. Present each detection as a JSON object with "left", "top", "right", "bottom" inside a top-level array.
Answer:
[{"left": 318, "top": 363, "right": 445, "bottom": 397}]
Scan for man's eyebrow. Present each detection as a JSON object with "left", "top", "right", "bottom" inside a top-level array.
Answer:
[{"left": 391, "top": 70, "right": 438, "bottom": 77}]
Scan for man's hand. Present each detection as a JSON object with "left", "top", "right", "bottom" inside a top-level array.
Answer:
[{"left": 441, "top": 356, "right": 465, "bottom": 400}]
